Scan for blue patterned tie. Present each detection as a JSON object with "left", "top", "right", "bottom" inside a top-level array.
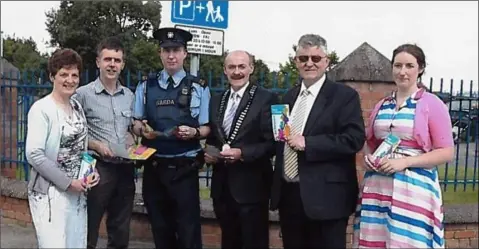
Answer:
[{"left": 222, "top": 92, "right": 239, "bottom": 136}]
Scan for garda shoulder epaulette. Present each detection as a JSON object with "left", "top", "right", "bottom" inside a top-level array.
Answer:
[
  {"left": 197, "top": 78, "right": 208, "bottom": 88},
  {"left": 145, "top": 73, "right": 158, "bottom": 87},
  {"left": 186, "top": 74, "right": 207, "bottom": 88},
  {"left": 148, "top": 72, "right": 158, "bottom": 80}
]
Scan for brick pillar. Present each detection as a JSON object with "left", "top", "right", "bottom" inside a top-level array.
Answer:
[
  {"left": 0, "top": 78, "right": 19, "bottom": 178},
  {"left": 344, "top": 81, "right": 397, "bottom": 184},
  {"left": 0, "top": 79, "right": 3, "bottom": 169}
]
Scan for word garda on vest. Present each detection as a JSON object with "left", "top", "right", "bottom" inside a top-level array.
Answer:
[{"left": 156, "top": 99, "right": 175, "bottom": 106}]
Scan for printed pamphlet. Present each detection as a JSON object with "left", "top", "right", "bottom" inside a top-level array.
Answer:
[
  {"left": 109, "top": 142, "right": 157, "bottom": 160},
  {"left": 127, "top": 144, "right": 157, "bottom": 160},
  {"left": 371, "top": 133, "right": 401, "bottom": 169},
  {"left": 79, "top": 152, "right": 97, "bottom": 185},
  {"left": 271, "top": 104, "right": 291, "bottom": 142}
]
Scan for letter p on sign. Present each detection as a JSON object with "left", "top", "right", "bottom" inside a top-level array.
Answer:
[{"left": 179, "top": 1, "right": 191, "bottom": 15}]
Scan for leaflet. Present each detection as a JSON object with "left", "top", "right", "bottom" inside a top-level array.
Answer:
[
  {"left": 127, "top": 144, "right": 157, "bottom": 160},
  {"left": 371, "top": 133, "right": 401, "bottom": 169},
  {"left": 271, "top": 104, "right": 291, "bottom": 142},
  {"left": 79, "top": 152, "right": 97, "bottom": 185}
]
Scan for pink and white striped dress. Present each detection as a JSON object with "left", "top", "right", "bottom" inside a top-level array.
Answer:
[{"left": 353, "top": 90, "right": 445, "bottom": 248}]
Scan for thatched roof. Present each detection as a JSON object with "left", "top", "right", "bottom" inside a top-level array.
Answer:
[
  {"left": 328, "top": 42, "right": 394, "bottom": 83},
  {"left": 1, "top": 57, "right": 20, "bottom": 80}
]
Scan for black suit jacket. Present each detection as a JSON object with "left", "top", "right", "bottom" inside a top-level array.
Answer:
[
  {"left": 270, "top": 78, "right": 366, "bottom": 220},
  {"left": 206, "top": 83, "right": 278, "bottom": 204}
]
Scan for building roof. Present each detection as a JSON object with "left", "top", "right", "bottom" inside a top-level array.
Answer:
[
  {"left": 1, "top": 57, "right": 20, "bottom": 80},
  {"left": 328, "top": 42, "right": 394, "bottom": 83}
]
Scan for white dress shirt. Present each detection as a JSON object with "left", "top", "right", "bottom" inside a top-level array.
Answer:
[
  {"left": 223, "top": 82, "right": 250, "bottom": 118},
  {"left": 289, "top": 74, "right": 326, "bottom": 134}
]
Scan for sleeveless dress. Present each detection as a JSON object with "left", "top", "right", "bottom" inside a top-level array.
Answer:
[
  {"left": 28, "top": 99, "right": 88, "bottom": 248},
  {"left": 353, "top": 90, "right": 445, "bottom": 248}
]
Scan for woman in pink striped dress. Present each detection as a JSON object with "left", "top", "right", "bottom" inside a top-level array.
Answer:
[{"left": 353, "top": 44, "right": 454, "bottom": 248}]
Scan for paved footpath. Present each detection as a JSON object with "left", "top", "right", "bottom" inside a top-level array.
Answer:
[
  {"left": 0, "top": 220, "right": 154, "bottom": 248},
  {"left": 1, "top": 220, "right": 219, "bottom": 248}
]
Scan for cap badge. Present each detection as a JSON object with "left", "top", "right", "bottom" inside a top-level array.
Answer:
[{"left": 167, "top": 32, "right": 174, "bottom": 39}]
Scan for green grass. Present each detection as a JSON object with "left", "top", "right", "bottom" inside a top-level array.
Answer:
[
  {"left": 437, "top": 165, "right": 479, "bottom": 204},
  {"left": 15, "top": 165, "right": 27, "bottom": 180},
  {"left": 442, "top": 185, "right": 478, "bottom": 204},
  {"left": 200, "top": 187, "right": 211, "bottom": 200}
]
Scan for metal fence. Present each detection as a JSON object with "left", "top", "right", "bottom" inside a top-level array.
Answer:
[{"left": 1, "top": 69, "right": 478, "bottom": 192}]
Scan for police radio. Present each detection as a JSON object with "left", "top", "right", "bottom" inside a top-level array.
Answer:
[{"left": 177, "top": 84, "right": 192, "bottom": 108}]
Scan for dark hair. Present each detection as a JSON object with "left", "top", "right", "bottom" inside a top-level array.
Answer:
[
  {"left": 96, "top": 36, "right": 125, "bottom": 58},
  {"left": 48, "top": 48, "right": 83, "bottom": 77},
  {"left": 392, "top": 43, "right": 426, "bottom": 78}
]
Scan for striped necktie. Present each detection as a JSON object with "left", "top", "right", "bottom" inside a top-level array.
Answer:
[
  {"left": 283, "top": 89, "right": 309, "bottom": 179},
  {"left": 222, "top": 92, "right": 239, "bottom": 136}
]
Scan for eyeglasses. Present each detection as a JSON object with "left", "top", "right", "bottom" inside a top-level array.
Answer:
[{"left": 295, "top": 55, "right": 326, "bottom": 63}]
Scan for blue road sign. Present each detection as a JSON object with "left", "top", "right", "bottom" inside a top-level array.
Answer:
[{"left": 171, "top": 1, "right": 228, "bottom": 29}]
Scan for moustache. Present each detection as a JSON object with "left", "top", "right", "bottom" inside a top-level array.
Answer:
[{"left": 230, "top": 74, "right": 245, "bottom": 80}]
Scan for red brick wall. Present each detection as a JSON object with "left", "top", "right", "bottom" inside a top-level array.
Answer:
[
  {"left": 346, "top": 81, "right": 397, "bottom": 182},
  {"left": 0, "top": 78, "right": 19, "bottom": 178},
  {"left": 1, "top": 195, "right": 477, "bottom": 248}
]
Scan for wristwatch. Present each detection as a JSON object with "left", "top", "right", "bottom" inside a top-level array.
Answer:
[{"left": 194, "top": 127, "right": 201, "bottom": 139}]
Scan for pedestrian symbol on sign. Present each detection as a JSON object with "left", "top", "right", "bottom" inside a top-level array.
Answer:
[
  {"left": 171, "top": 0, "right": 229, "bottom": 29},
  {"left": 205, "top": 1, "right": 224, "bottom": 23}
]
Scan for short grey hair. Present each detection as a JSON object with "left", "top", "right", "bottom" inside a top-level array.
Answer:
[{"left": 296, "top": 34, "right": 328, "bottom": 54}]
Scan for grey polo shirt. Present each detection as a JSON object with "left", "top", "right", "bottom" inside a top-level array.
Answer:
[{"left": 73, "top": 78, "right": 135, "bottom": 149}]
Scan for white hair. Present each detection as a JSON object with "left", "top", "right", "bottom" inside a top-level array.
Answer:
[{"left": 295, "top": 34, "right": 328, "bottom": 54}]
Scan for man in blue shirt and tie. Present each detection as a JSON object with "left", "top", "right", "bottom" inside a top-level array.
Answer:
[{"left": 131, "top": 27, "right": 210, "bottom": 249}]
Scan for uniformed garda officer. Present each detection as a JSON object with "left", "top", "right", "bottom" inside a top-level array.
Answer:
[{"left": 131, "top": 27, "right": 211, "bottom": 249}]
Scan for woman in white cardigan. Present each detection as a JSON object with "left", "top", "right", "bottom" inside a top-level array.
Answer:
[{"left": 25, "top": 48, "right": 99, "bottom": 248}]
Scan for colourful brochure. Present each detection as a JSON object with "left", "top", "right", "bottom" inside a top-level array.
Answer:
[
  {"left": 371, "top": 133, "right": 401, "bottom": 169},
  {"left": 79, "top": 152, "right": 97, "bottom": 185},
  {"left": 271, "top": 104, "right": 291, "bottom": 142},
  {"left": 109, "top": 141, "right": 156, "bottom": 160},
  {"left": 127, "top": 144, "right": 157, "bottom": 160}
]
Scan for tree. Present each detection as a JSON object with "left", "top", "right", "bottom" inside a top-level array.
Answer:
[
  {"left": 327, "top": 50, "right": 340, "bottom": 71},
  {"left": 188, "top": 52, "right": 272, "bottom": 90},
  {"left": 251, "top": 59, "right": 273, "bottom": 88},
  {"left": 2, "top": 35, "right": 48, "bottom": 72},
  {"left": 126, "top": 39, "right": 163, "bottom": 83},
  {"left": 45, "top": 1, "right": 162, "bottom": 84},
  {"left": 278, "top": 45, "right": 341, "bottom": 89},
  {"left": 195, "top": 54, "right": 226, "bottom": 88},
  {"left": 2, "top": 34, "right": 48, "bottom": 82}
]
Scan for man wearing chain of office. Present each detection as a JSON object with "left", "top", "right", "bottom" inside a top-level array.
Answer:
[
  {"left": 204, "top": 50, "right": 277, "bottom": 249},
  {"left": 131, "top": 27, "right": 211, "bottom": 249}
]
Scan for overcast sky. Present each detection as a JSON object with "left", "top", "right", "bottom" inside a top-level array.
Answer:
[{"left": 1, "top": 1, "right": 477, "bottom": 92}]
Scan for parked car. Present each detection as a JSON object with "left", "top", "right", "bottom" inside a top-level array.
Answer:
[{"left": 446, "top": 96, "right": 478, "bottom": 143}]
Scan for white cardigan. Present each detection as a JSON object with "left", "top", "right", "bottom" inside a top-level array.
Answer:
[{"left": 25, "top": 94, "right": 88, "bottom": 194}]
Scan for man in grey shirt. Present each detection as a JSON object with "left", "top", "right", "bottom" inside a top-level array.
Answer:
[{"left": 73, "top": 37, "right": 135, "bottom": 249}]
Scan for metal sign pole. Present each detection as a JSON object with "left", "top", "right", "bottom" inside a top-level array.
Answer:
[
  {"left": 190, "top": 54, "right": 200, "bottom": 77},
  {"left": 1, "top": 31, "right": 4, "bottom": 75}
]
